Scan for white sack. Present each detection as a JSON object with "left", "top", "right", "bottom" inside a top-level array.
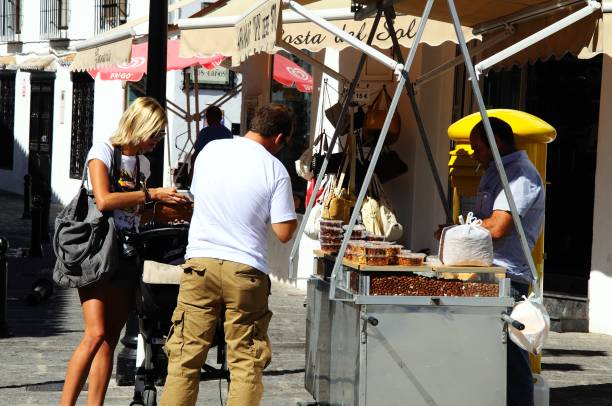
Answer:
[
  {"left": 439, "top": 212, "right": 493, "bottom": 266},
  {"left": 509, "top": 294, "right": 550, "bottom": 356}
]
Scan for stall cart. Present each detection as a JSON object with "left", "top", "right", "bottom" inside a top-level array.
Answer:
[{"left": 304, "top": 253, "right": 515, "bottom": 406}]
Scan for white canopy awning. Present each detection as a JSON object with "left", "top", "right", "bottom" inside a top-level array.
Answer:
[
  {"left": 356, "top": 0, "right": 610, "bottom": 73},
  {"left": 70, "top": 0, "right": 199, "bottom": 72},
  {"left": 178, "top": 0, "right": 477, "bottom": 66}
]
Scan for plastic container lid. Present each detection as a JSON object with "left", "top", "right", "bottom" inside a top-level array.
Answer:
[
  {"left": 343, "top": 225, "right": 366, "bottom": 232},
  {"left": 320, "top": 219, "right": 344, "bottom": 226},
  {"left": 399, "top": 252, "right": 426, "bottom": 258},
  {"left": 320, "top": 225, "right": 343, "bottom": 233}
]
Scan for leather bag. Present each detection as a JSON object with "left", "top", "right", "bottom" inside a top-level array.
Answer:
[
  {"left": 52, "top": 147, "right": 123, "bottom": 288},
  {"left": 363, "top": 85, "right": 401, "bottom": 146},
  {"left": 361, "top": 175, "right": 403, "bottom": 241},
  {"left": 322, "top": 137, "right": 357, "bottom": 224}
]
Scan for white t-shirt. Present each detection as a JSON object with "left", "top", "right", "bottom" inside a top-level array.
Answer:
[
  {"left": 86, "top": 141, "right": 151, "bottom": 232},
  {"left": 187, "top": 136, "right": 297, "bottom": 273}
]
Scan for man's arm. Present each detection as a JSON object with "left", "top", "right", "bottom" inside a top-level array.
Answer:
[
  {"left": 481, "top": 210, "right": 514, "bottom": 239},
  {"left": 272, "top": 219, "right": 298, "bottom": 243}
]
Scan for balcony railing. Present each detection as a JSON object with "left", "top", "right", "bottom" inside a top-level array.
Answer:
[
  {"left": 95, "top": 0, "right": 128, "bottom": 35},
  {"left": 40, "top": 0, "right": 69, "bottom": 40},
  {"left": 0, "top": 0, "right": 21, "bottom": 42}
]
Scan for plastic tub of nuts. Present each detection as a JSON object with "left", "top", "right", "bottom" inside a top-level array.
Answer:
[
  {"left": 320, "top": 226, "right": 343, "bottom": 238},
  {"left": 365, "top": 243, "right": 387, "bottom": 256},
  {"left": 343, "top": 225, "right": 366, "bottom": 240},
  {"left": 320, "top": 235, "right": 342, "bottom": 244},
  {"left": 398, "top": 252, "right": 427, "bottom": 266},
  {"left": 365, "top": 255, "right": 389, "bottom": 266},
  {"left": 320, "top": 243, "right": 341, "bottom": 255},
  {"left": 365, "top": 232, "right": 386, "bottom": 242},
  {"left": 385, "top": 244, "right": 404, "bottom": 265},
  {"left": 320, "top": 219, "right": 344, "bottom": 228},
  {"left": 347, "top": 240, "right": 367, "bottom": 256}
]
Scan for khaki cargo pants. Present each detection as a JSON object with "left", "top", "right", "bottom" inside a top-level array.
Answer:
[{"left": 160, "top": 258, "right": 273, "bottom": 406}]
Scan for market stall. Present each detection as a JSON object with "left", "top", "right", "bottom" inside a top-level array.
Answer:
[{"left": 171, "top": 0, "right": 605, "bottom": 403}]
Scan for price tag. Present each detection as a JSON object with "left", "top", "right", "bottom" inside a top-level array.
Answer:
[{"left": 354, "top": 90, "right": 370, "bottom": 103}]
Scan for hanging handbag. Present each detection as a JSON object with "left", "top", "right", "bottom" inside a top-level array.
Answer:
[
  {"left": 304, "top": 176, "right": 332, "bottom": 239},
  {"left": 361, "top": 185, "right": 384, "bottom": 237},
  {"left": 52, "top": 147, "right": 124, "bottom": 288},
  {"left": 373, "top": 147, "right": 409, "bottom": 183},
  {"left": 363, "top": 85, "right": 401, "bottom": 146},
  {"left": 373, "top": 175, "right": 404, "bottom": 241},
  {"left": 322, "top": 136, "right": 357, "bottom": 224}
]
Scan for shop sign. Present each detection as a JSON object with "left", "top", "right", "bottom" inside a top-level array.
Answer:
[
  {"left": 235, "top": 0, "right": 282, "bottom": 64},
  {"left": 282, "top": 15, "right": 420, "bottom": 52},
  {"left": 186, "top": 66, "right": 235, "bottom": 90}
]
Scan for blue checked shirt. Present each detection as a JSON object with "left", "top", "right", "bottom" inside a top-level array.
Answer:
[{"left": 474, "top": 150, "right": 545, "bottom": 284}]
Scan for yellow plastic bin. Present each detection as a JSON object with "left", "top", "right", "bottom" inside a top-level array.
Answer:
[{"left": 447, "top": 109, "right": 556, "bottom": 373}]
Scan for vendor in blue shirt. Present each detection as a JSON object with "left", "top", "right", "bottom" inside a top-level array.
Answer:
[
  {"left": 190, "top": 105, "right": 233, "bottom": 176},
  {"left": 470, "top": 117, "right": 545, "bottom": 406}
]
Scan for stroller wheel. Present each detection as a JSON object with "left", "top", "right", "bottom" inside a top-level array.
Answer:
[{"left": 143, "top": 388, "right": 157, "bottom": 406}]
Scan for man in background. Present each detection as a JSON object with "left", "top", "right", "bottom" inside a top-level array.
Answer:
[{"left": 190, "top": 105, "right": 232, "bottom": 176}]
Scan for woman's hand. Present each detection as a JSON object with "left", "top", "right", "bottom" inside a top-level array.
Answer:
[{"left": 150, "top": 187, "right": 190, "bottom": 204}]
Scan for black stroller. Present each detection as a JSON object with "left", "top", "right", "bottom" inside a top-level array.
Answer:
[{"left": 127, "top": 226, "right": 229, "bottom": 406}]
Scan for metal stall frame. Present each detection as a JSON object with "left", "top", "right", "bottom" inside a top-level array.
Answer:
[
  {"left": 287, "top": 0, "right": 455, "bottom": 283},
  {"left": 285, "top": 0, "right": 602, "bottom": 302}
]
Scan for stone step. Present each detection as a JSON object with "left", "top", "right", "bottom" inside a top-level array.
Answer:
[{"left": 543, "top": 291, "right": 588, "bottom": 333}]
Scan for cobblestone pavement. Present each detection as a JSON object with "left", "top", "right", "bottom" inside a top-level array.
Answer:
[{"left": 1, "top": 189, "right": 612, "bottom": 405}]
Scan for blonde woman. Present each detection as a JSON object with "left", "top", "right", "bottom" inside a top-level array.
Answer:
[{"left": 60, "top": 97, "right": 188, "bottom": 406}]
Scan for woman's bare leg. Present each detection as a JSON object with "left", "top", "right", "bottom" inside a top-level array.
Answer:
[
  {"left": 59, "top": 286, "right": 110, "bottom": 406},
  {"left": 85, "top": 285, "right": 131, "bottom": 406}
]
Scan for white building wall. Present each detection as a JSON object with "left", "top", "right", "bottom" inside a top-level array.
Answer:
[
  {"left": 1, "top": 0, "right": 228, "bottom": 203},
  {"left": 1, "top": 72, "right": 31, "bottom": 195},
  {"left": 588, "top": 17, "right": 612, "bottom": 334},
  {"left": 50, "top": 69, "right": 80, "bottom": 203}
]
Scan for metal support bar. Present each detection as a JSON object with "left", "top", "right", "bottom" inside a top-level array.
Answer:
[
  {"left": 446, "top": 0, "right": 541, "bottom": 298},
  {"left": 475, "top": 1, "right": 601, "bottom": 77},
  {"left": 284, "top": 0, "right": 403, "bottom": 77},
  {"left": 193, "top": 66, "right": 201, "bottom": 135},
  {"left": 166, "top": 99, "right": 189, "bottom": 117},
  {"left": 279, "top": 40, "right": 350, "bottom": 87},
  {"left": 384, "top": 8, "right": 453, "bottom": 224},
  {"left": 329, "top": 0, "right": 435, "bottom": 301},
  {"left": 288, "top": 9, "right": 385, "bottom": 283},
  {"left": 473, "top": 0, "right": 584, "bottom": 35},
  {"left": 413, "top": 28, "right": 513, "bottom": 90}
]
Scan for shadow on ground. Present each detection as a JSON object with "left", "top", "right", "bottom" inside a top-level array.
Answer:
[{"left": 551, "top": 383, "right": 612, "bottom": 406}]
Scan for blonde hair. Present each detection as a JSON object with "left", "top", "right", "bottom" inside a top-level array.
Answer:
[{"left": 110, "top": 97, "right": 167, "bottom": 146}]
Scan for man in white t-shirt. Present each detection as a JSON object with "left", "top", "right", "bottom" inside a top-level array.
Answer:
[{"left": 161, "top": 104, "right": 298, "bottom": 406}]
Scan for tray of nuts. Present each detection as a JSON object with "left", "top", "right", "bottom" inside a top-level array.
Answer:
[{"left": 367, "top": 272, "right": 500, "bottom": 297}]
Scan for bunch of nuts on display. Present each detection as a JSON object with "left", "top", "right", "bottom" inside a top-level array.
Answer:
[
  {"left": 368, "top": 273, "right": 499, "bottom": 297},
  {"left": 319, "top": 219, "right": 344, "bottom": 254}
]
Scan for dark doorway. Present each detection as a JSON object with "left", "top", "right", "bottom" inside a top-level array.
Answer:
[
  {"left": 526, "top": 55, "right": 601, "bottom": 295},
  {"left": 0, "top": 72, "right": 16, "bottom": 170},
  {"left": 28, "top": 73, "right": 55, "bottom": 241}
]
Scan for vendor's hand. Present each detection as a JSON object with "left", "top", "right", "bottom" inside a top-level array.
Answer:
[
  {"left": 434, "top": 223, "right": 453, "bottom": 241},
  {"left": 150, "top": 187, "right": 190, "bottom": 204}
]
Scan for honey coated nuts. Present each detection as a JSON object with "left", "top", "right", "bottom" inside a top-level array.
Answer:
[
  {"left": 398, "top": 252, "right": 426, "bottom": 266},
  {"left": 365, "top": 244, "right": 387, "bottom": 256},
  {"left": 320, "top": 235, "right": 343, "bottom": 244},
  {"left": 365, "top": 255, "right": 389, "bottom": 266},
  {"left": 321, "top": 243, "right": 341, "bottom": 254},
  {"left": 320, "top": 226, "right": 343, "bottom": 238}
]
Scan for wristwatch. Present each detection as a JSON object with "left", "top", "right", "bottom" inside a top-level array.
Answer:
[{"left": 143, "top": 187, "right": 154, "bottom": 209}]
